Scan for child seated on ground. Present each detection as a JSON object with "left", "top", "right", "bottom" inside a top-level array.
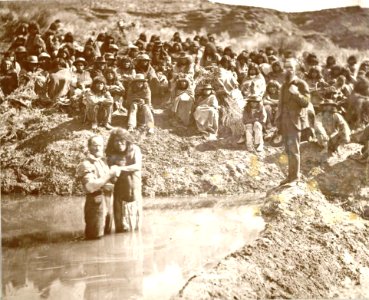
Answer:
[
  {"left": 263, "top": 80, "right": 280, "bottom": 129},
  {"left": 126, "top": 74, "right": 155, "bottom": 134},
  {"left": 84, "top": 76, "right": 113, "bottom": 130},
  {"left": 242, "top": 95, "right": 267, "bottom": 152}
]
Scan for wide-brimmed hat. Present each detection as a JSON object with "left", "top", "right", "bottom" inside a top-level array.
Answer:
[
  {"left": 15, "top": 46, "right": 27, "bottom": 53},
  {"left": 104, "top": 53, "right": 116, "bottom": 61},
  {"left": 177, "top": 51, "right": 192, "bottom": 63},
  {"left": 320, "top": 99, "right": 338, "bottom": 108},
  {"left": 153, "top": 40, "right": 163, "bottom": 47},
  {"left": 177, "top": 77, "right": 190, "bottom": 83},
  {"left": 15, "top": 35, "right": 26, "bottom": 42},
  {"left": 27, "top": 55, "right": 39, "bottom": 64},
  {"left": 132, "top": 73, "right": 147, "bottom": 82},
  {"left": 248, "top": 95, "right": 262, "bottom": 102},
  {"left": 128, "top": 43, "right": 139, "bottom": 50},
  {"left": 39, "top": 52, "right": 51, "bottom": 59},
  {"left": 136, "top": 53, "right": 151, "bottom": 61},
  {"left": 73, "top": 57, "right": 87, "bottom": 66},
  {"left": 201, "top": 84, "right": 213, "bottom": 90},
  {"left": 94, "top": 56, "right": 106, "bottom": 64},
  {"left": 108, "top": 44, "right": 119, "bottom": 51},
  {"left": 120, "top": 56, "right": 131, "bottom": 62}
]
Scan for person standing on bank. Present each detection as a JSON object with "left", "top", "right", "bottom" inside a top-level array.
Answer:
[
  {"left": 106, "top": 128, "right": 143, "bottom": 232},
  {"left": 276, "top": 62, "right": 311, "bottom": 186},
  {"left": 77, "top": 135, "right": 120, "bottom": 239}
]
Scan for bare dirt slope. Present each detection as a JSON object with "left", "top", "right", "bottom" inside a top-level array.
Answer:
[{"left": 174, "top": 183, "right": 369, "bottom": 299}]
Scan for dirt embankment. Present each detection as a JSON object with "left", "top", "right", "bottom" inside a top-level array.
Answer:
[
  {"left": 1, "top": 106, "right": 368, "bottom": 203},
  {"left": 0, "top": 106, "right": 283, "bottom": 196},
  {"left": 174, "top": 183, "right": 369, "bottom": 299}
]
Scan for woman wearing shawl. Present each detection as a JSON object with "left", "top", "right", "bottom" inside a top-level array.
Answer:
[
  {"left": 171, "top": 76, "right": 195, "bottom": 126},
  {"left": 193, "top": 84, "right": 219, "bottom": 140},
  {"left": 106, "top": 128, "right": 143, "bottom": 232}
]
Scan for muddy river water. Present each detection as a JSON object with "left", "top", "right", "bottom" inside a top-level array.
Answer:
[{"left": 2, "top": 194, "right": 265, "bottom": 300}]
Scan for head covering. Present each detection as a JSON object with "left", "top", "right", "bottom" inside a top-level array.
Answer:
[
  {"left": 248, "top": 95, "right": 262, "bottom": 102},
  {"left": 176, "top": 77, "right": 190, "bottom": 89},
  {"left": 27, "top": 55, "right": 39, "bottom": 64},
  {"left": 201, "top": 84, "right": 213, "bottom": 90},
  {"left": 128, "top": 43, "right": 139, "bottom": 50},
  {"left": 320, "top": 99, "right": 338, "bottom": 108},
  {"left": 94, "top": 56, "right": 106, "bottom": 64},
  {"left": 15, "top": 46, "right": 27, "bottom": 53},
  {"left": 104, "top": 53, "right": 116, "bottom": 61},
  {"left": 15, "top": 35, "right": 26, "bottom": 42},
  {"left": 136, "top": 53, "right": 150, "bottom": 61},
  {"left": 132, "top": 73, "right": 147, "bottom": 82},
  {"left": 177, "top": 51, "right": 192, "bottom": 64},
  {"left": 109, "top": 44, "right": 119, "bottom": 51},
  {"left": 73, "top": 57, "right": 87, "bottom": 66},
  {"left": 39, "top": 52, "right": 51, "bottom": 59}
]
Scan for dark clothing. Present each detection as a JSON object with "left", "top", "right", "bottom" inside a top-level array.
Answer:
[
  {"left": 0, "top": 70, "right": 18, "bottom": 96},
  {"left": 84, "top": 190, "right": 113, "bottom": 238},
  {"left": 126, "top": 83, "right": 154, "bottom": 128},
  {"left": 242, "top": 105, "right": 267, "bottom": 125},
  {"left": 77, "top": 155, "right": 114, "bottom": 239},
  {"left": 277, "top": 77, "right": 310, "bottom": 181},
  {"left": 108, "top": 145, "right": 142, "bottom": 232}
]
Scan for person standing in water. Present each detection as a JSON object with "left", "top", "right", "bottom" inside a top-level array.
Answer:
[
  {"left": 105, "top": 128, "right": 143, "bottom": 232},
  {"left": 77, "top": 135, "right": 120, "bottom": 239}
]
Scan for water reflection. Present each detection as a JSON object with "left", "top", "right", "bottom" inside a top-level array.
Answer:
[{"left": 2, "top": 198, "right": 264, "bottom": 300}]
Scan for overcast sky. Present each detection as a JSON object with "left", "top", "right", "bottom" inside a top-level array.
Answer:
[{"left": 210, "top": 0, "right": 369, "bottom": 12}]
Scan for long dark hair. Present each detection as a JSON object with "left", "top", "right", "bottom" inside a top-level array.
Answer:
[
  {"left": 244, "top": 100, "right": 263, "bottom": 113},
  {"left": 105, "top": 128, "right": 136, "bottom": 157},
  {"left": 91, "top": 76, "right": 107, "bottom": 94}
]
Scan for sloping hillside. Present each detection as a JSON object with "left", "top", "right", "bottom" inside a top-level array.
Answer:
[{"left": 1, "top": 1, "right": 369, "bottom": 52}]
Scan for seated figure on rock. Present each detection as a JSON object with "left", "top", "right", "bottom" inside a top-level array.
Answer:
[
  {"left": 84, "top": 76, "right": 114, "bottom": 130},
  {"left": 103, "top": 67, "right": 127, "bottom": 115},
  {"left": 315, "top": 99, "right": 351, "bottom": 155},
  {"left": 193, "top": 84, "right": 219, "bottom": 140},
  {"left": 171, "top": 76, "right": 195, "bottom": 127},
  {"left": 242, "top": 95, "right": 267, "bottom": 152}
]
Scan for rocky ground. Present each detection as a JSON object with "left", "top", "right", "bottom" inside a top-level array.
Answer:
[{"left": 0, "top": 104, "right": 284, "bottom": 196}]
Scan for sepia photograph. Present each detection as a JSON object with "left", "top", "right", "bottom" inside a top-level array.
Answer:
[{"left": 1, "top": 0, "right": 369, "bottom": 299}]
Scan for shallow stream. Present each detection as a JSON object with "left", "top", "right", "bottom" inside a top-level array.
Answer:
[{"left": 2, "top": 194, "right": 265, "bottom": 300}]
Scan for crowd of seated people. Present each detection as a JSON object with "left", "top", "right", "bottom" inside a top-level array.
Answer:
[{"left": 1, "top": 20, "right": 369, "bottom": 159}]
